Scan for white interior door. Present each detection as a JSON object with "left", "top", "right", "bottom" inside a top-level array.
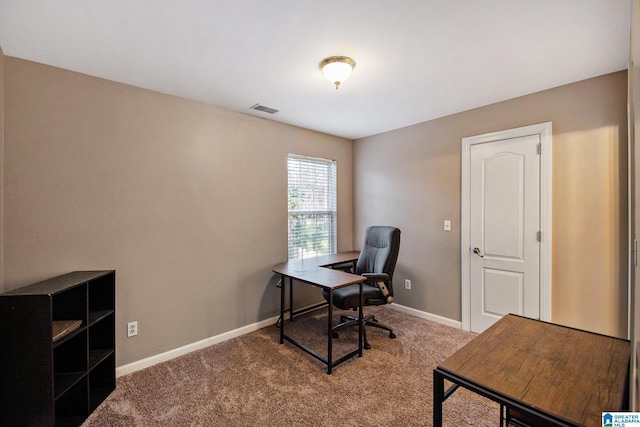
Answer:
[{"left": 461, "top": 122, "right": 552, "bottom": 334}]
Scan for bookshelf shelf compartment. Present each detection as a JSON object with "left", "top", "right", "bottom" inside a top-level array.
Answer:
[
  {"left": 89, "top": 309, "right": 114, "bottom": 325},
  {"left": 89, "top": 353, "right": 115, "bottom": 411},
  {"left": 89, "top": 348, "right": 114, "bottom": 370},
  {"left": 54, "top": 371, "right": 86, "bottom": 400},
  {"left": 0, "top": 270, "right": 116, "bottom": 427}
]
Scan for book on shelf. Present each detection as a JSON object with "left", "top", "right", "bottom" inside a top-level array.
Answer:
[{"left": 52, "top": 320, "right": 82, "bottom": 342}]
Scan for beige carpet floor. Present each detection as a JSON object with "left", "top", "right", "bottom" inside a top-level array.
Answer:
[{"left": 82, "top": 306, "right": 499, "bottom": 426}]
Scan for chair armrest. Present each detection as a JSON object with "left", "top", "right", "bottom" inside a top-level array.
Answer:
[
  {"left": 362, "top": 273, "right": 392, "bottom": 303},
  {"left": 362, "top": 273, "right": 389, "bottom": 281}
]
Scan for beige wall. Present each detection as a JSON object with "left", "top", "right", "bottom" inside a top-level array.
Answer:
[
  {"left": 3, "top": 57, "right": 354, "bottom": 365},
  {"left": 354, "top": 71, "right": 628, "bottom": 338}
]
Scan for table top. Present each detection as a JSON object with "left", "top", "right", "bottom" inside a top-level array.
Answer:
[
  {"left": 272, "top": 251, "right": 363, "bottom": 289},
  {"left": 438, "top": 314, "right": 630, "bottom": 427}
]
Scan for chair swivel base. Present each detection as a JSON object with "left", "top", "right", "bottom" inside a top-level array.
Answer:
[{"left": 332, "top": 314, "right": 396, "bottom": 350}]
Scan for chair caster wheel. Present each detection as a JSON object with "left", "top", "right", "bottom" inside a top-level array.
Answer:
[
  {"left": 389, "top": 332, "right": 397, "bottom": 339},
  {"left": 332, "top": 332, "right": 339, "bottom": 338},
  {"left": 364, "top": 342, "right": 371, "bottom": 350}
]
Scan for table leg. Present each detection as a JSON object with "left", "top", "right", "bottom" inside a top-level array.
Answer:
[
  {"left": 358, "top": 281, "right": 363, "bottom": 356},
  {"left": 433, "top": 370, "right": 444, "bottom": 427},
  {"left": 279, "top": 274, "right": 285, "bottom": 344},
  {"left": 327, "top": 289, "right": 333, "bottom": 374},
  {"left": 289, "top": 276, "right": 294, "bottom": 321}
]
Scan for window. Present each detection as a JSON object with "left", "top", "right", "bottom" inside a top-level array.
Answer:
[{"left": 287, "top": 154, "right": 337, "bottom": 260}]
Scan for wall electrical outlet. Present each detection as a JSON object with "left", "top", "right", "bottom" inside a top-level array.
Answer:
[
  {"left": 444, "top": 220, "right": 452, "bottom": 231},
  {"left": 127, "top": 321, "right": 138, "bottom": 337},
  {"left": 404, "top": 279, "right": 411, "bottom": 290}
]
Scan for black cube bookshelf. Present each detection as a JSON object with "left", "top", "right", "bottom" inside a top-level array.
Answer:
[{"left": 0, "top": 270, "right": 116, "bottom": 426}]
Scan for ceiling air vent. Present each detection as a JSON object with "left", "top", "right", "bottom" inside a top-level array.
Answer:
[{"left": 250, "top": 103, "right": 279, "bottom": 114}]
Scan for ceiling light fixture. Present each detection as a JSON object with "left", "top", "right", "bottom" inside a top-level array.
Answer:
[{"left": 320, "top": 56, "right": 355, "bottom": 90}]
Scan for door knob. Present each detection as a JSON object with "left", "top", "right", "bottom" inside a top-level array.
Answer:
[{"left": 473, "top": 247, "right": 484, "bottom": 258}]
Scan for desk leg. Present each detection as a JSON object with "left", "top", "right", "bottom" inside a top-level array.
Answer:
[
  {"left": 358, "top": 281, "right": 363, "bottom": 357},
  {"left": 327, "top": 289, "right": 333, "bottom": 375},
  {"left": 433, "top": 370, "right": 444, "bottom": 427},
  {"left": 289, "top": 276, "right": 294, "bottom": 321},
  {"left": 279, "top": 274, "right": 285, "bottom": 344}
]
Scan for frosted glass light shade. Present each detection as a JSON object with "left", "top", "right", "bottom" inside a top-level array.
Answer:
[{"left": 320, "top": 56, "right": 355, "bottom": 89}]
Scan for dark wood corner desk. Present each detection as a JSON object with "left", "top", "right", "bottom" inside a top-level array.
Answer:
[
  {"left": 434, "top": 314, "right": 630, "bottom": 427},
  {"left": 273, "top": 251, "right": 363, "bottom": 374}
]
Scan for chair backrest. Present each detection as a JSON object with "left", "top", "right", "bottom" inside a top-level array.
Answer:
[{"left": 355, "top": 226, "right": 401, "bottom": 295}]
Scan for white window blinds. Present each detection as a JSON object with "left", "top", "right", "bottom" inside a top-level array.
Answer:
[{"left": 287, "top": 154, "right": 337, "bottom": 260}]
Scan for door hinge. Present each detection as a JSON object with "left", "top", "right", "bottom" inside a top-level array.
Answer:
[
  {"left": 634, "top": 239, "right": 638, "bottom": 267},
  {"left": 537, "top": 231, "right": 542, "bottom": 242},
  {"left": 537, "top": 143, "right": 541, "bottom": 155}
]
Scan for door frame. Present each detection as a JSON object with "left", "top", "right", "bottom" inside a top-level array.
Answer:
[{"left": 461, "top": 122, "right": 552, "bottom": 331}]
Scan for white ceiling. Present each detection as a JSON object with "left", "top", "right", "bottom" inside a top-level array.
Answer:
[{"left": 0, "top": 0, "right": 631, "bottom": 140}]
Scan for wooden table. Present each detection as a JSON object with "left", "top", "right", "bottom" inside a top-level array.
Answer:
[
  {"left": 273, "top": 251, "right": 364, "bottom": 374},
  {"left": 433, "top": 314, "right": 630, "bottom": 427}
]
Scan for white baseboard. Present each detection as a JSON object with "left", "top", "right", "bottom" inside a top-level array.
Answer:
[
  {"left": 116, "top": 303, "right": 460, "bottom": 377},
  {"left": 116, "top": 314, "right": 280, "bottom": 377},
  {"left": 387, "top": 303, "right": 462, "bottom": 329}
]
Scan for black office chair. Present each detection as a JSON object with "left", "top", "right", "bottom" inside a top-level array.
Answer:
[{"left": 322, "top": 226, "right": 401, "bottom": 350}]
